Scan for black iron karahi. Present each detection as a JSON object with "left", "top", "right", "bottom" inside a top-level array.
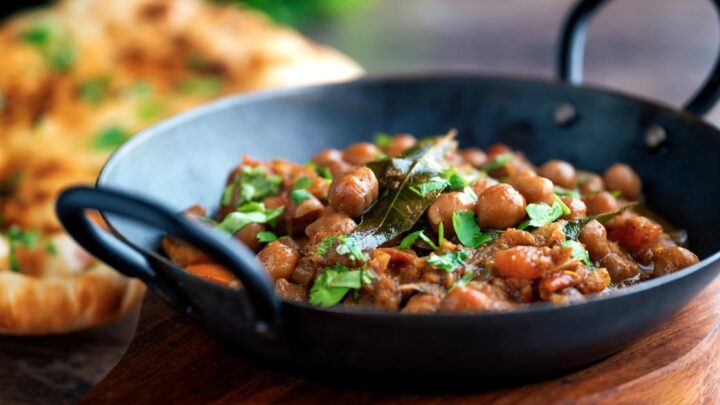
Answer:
[{"left": 56, "top": 0, "right": 720, "bottom": 383}]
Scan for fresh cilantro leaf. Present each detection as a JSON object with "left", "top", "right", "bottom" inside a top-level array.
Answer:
[
  {"left": 78, "top": 77, "right": 109, "bottom": 105},
  {"left": 427, "top": 249, "right": 468, "bottom": 272},
  {"left": 309, "top": 265, "right": 374, "bottom": 307},
  {"left": 554, "top": 186, "right": 581, "bottom": 199},
  {"left": 438, "top": 222, "right": 445, "bottom": 247},
  {"left": 215, "top": 203, "right": 284, "bottom": 235},
  {"left": 610, "top": 190, "right": 622, "bottom": 198},
  {"left": 453, "top": 268, "right": 475, "bottom": 289},
  {"left": 92, "top": 126, "right": 131, "bottom": 150},
  {"left": 291, "top": 189, "right": 312, "bottom": 204},
  {"left": 481, "top": 154, "right": 513, "bottom": 172},
  {"left": 176, "top": 77, "right": 223, "bottom": 95},
  {"left": 399, "top": 231, "right": 422, "bottom": 249},
  {"left": 294, "top": 176, "right": 312, "bottom": 190},
  {"left": 418, "top": 231, "right": 439, "bottom": 250},
  {"left": 518, "top": 202, "right": 564, "bottom": 230},
  {"left": 409, "top": 177, "right": 449, "bottom": 197},
  {"left": 563, "top": 202, "right": 637, "bottom": 240},
  {"left": 374, "top": 132, "right": 392, "bottom": 148},
  {"left": 223, "top": 167, "right": 282, "bottom": 207},
  {"left": 441, "top": 167, "right": 468, "bottom": 190},
  {"left": 256, "top": 231, "right": 278, "bottom": 243},
  {"left": 21, "top": 25, "right": 53, "bottom": 46},
  {"left": 553, "top": 194, "right": 571, "bottom": 216},
  {"left": 452, "top": 211, "right": 492, "bottom": 248},
  {"left": 562, "top": 240, "right": 591, "bottom": 266},
  {"left": 315, "top": 236, "right": 339, "bottom": 256},
  {"left": 336, "top": 235, "right": 365, "bottom": 262},
  {"left": 317, "top": 166, "right": 333, "bottom": 179}
]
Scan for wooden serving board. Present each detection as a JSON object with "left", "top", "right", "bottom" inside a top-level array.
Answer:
[{"left": 83, "top": 279, "right": 720, "bottom": 404}]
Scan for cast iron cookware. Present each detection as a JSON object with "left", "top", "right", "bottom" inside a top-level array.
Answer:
[{"left": 57, "top": 0, "right": 720, "bottom": 382}]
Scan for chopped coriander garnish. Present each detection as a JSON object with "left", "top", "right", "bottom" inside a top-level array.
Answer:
[
  {"left": 317, "top": 166, "right": 333, "bottom": 179},
  {"left": 374, "top": 132, "right": 392, "bottom": 148},
  {"left": 315, "top": 236, "right": 339, "bottom": 256},
  {"left": 256, "top": 231, "right": 278, "bottom": 243},
  {"left": 409, "top": 177, "right": 449, "bottom": 197},
  {"left": 215, "top": 202, "right": 284, "bottom": 235},
  {"left": 438, "top": 222, "right": 445, "bottom": 247},
  {"left": 399, "top": 230, "right": 438, "bottom": 250},
  {"left": 553, "top": 194, "right": 572, "bottom": 216},
  {"left": 92, "top": 126, "right": 131, "bottom": 150},
  {"left": 609, "top": 190, "right": 622, "bottom": 198},
  {"left": 518, "top": 201, "right": 564, "bottom": 230},
  {"left": 441, "top": 167, "right": 468, "bottom": 190},
  {"left": 562, "top": 240, "right": 591, "bottom": 266},
  {"left": 7, "top": 226, "right": 39, "bottom": 273},
  {"left": 176, "top": 77, "right": 223, "bottom": 95},
  {"left": 291, "top": 189, "right": 312, "bottom": 204},
  {"left": 452, "top": 211, "right": 492, "bottom": 248},
  {"left": 427, "top": 249, "right": 468, "bottom": 272},
  {"left": 453, "top": 268, "right": 475, "bottom": 289},
  {"left": 78, "top": 76, "right": 109, "bottom": 105},
  {"left": 335, "top": 235, "right": 365, "bottom": 261},
  {"left": 481, "top": 154, "right": 513, "bottom": 172},
  {"left": 223, "top": 167, "right": 282, "bottom": 207},
  {"left": 554, "top": 186, "right": 581, "bottom": 199},
  {"left": 290, "top": 176, "right": 313, "bottom": 204},
  {"left": 309, "top": 265, "right": 374, "bottom": 307}
]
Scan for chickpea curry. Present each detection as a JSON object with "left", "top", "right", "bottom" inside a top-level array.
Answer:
[{"left": 162, "top": 131, "right": 699, "bottom": 313}]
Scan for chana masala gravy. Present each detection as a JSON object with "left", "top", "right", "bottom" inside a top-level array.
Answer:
[{"left": 162, "top": 131, "right": 699, "bottom": 313}]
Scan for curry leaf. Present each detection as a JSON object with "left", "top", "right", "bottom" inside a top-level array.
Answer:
[{"left": 348, "top": 131, "right": 457, "bottom": 250}]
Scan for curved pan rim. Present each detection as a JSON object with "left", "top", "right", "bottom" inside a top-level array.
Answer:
[{"left": 97, "top": 71, "right": 720, "bottom": 319}]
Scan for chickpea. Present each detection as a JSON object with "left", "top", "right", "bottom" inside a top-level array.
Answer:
[
  {"left": 510, "top": 175, "right": 554, "bottom": 205},
  {"left": 305, "top": 211, "right": 357, "bottom": 239},
  {"left": 402, "top": 294, "right": 442, "bottom": 313},
  {"left": 486, "top": 143, "right": 513, "bottom": 157},
  {"left": 561, "top": 196, "right": 586, "bottom": 219},
  {"left": 538, "top": 160, "right": 576, "bottom": 189},
  {"left": 285, "top": 195, "right": 324, "bottom": 235},
  {"left": 495, "top": 246, "right": 552, "bottom": 279},
  {"left": 439, "top": 286, "right": 494, "bottom": 312},
  {"left": 471, "top": 177, "right": 499, "bottom": 196},
  {"left": 604, "top": 163, "right": 642, "bottom": 201},
  {"left": 342, "top": 142, "right": 381, "bottom": 166},
  {"left": 426, "top": 192, "right": 475, "bottom": 235},
  {"left": 235, "top": 222, "right": 265, "bottom": 251},
  {"left": 311, "top": 148, "right": 352, "bottom": 177},
  {"left": 652, "top": 247, "right": 699, "bottom": 277},
  {"left": 583, "top": 191, "right": 618, "bottom": 215},
  {"left": 386, "top": 133, "right": 416, "bottom": 157},
  {"left": 328, "top": 167, "right": 379, "bottom": 218},
  {"left": 578, "top": 173, "right": 604, "bottom": 194},
  {"left": 476, "top": 184, "right": 527, "bottom": 229},
  {"left": 578, "top": 220, "right": 610, "bottom": 259},
  {"left": 257, "top": 240, "right": 301, "bottom": 281},
  {"left": 460, "top": 148, "right": 488, "bottom": 169}
]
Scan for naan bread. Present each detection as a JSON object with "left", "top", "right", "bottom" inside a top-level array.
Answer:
[{"left": 0, "top": 0, "right": 362, "bottom": 334}]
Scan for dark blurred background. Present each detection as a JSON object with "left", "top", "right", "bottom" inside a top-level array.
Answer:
[{"left": 2, "top": 0, "right": 718, "bottom": 403}]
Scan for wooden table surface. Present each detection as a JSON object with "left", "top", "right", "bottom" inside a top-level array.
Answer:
[{"left": 82, "top": 278, "right": 720, "bottom": 404}]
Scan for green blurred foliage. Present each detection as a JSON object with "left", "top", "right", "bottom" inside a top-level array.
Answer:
[{"left": 220, "top": 0, "right": 372, "bottom": 28}]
